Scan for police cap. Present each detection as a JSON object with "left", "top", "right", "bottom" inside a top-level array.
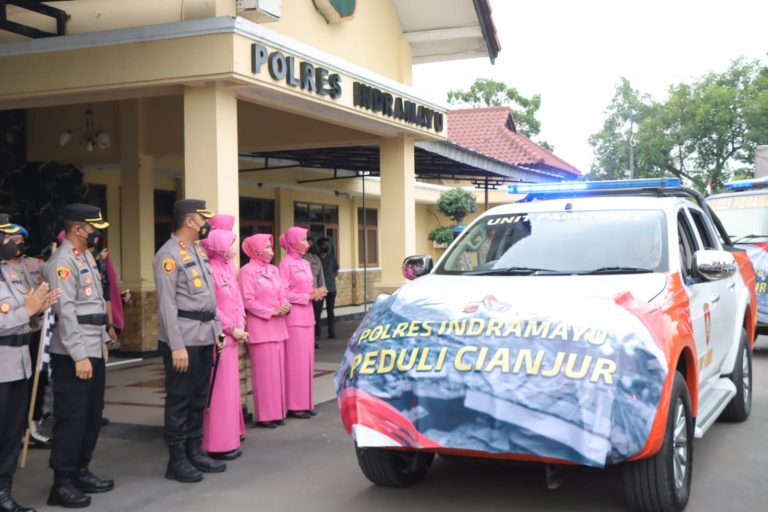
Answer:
[
  {"left": 0, "top": 213, "right": 19, "bottom": 235},
  {"left": 62, "top": 203, "right": 110, "bottom": 229},
  {"left": 174, "top": 199, "right": 213, "bottom": 219}
]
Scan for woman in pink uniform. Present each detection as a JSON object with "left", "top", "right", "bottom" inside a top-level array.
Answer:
[
  {"left": 278, "top": 227, "right": 326, "bottom": 419},
  {"left": 240, "top": 234, "right": 291, "bottom": 428},
  {"left": 201, "top": 215, "right": 247, "bottom": 459}
]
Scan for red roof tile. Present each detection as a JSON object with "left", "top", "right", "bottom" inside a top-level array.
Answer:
[{"left": 447, "top": 106, "right": 581, "bottom": 176}]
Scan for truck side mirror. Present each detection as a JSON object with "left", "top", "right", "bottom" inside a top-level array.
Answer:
[
  {"left": 693, "top": 249, "right": 737, "bottom": 281},
  {"left": 402, "top": 255, "right": 433, "bottom": 280}
]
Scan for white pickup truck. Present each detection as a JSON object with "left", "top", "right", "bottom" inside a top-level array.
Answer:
[{"left": 336, "top": 178, "right": 758, "bottom": 512}]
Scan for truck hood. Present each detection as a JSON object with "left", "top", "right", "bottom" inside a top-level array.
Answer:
[{"left": 399, "top": 272, "right": 668, "bottom": 306}]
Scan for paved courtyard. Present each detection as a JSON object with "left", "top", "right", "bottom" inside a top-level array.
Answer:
[{"left": 11, "top": 323, "right": 768, "bottom": 511}]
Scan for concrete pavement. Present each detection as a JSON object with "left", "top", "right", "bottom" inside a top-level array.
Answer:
[{"left": 11, "top": 326, "right": 768, "bottom": 511}]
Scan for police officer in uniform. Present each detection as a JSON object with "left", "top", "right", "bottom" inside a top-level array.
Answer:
[
  {"left": 45, "top": 205, "right": 114, "bottom": 508},
  {"left": 0, "top": 215, "right": 60, "bottom": 512},
  {"left": 154, "top": 199, "right": 225, "bottom": 482},
  {"left": 2, "top": 224, "right": 51, "bottom": 448}
]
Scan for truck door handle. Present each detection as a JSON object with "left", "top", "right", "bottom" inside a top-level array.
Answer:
[
  {"left": 728, "top": 282, "right": 736, "bottom": 290},
  {"left": 710, "top": 294, "right": 720, "bottom": 304}
]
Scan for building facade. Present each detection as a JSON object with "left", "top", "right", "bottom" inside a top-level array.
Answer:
[{"left": 0, "top": 0, "right": 513, "bottom": 353}]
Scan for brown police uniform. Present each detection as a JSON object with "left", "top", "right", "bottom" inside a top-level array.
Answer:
[
  {"left": 153, "top": 199, "right": 225, "bottom": 481},
  {"left": 45, "top": 204, "right": 114, "bottom": 508},
  {"left": 0, "top": 216, "right": 35, "bottom": 512}
]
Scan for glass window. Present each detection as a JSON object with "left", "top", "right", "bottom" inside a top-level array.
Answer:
[
  {"left": 357, "top": 208, "right": 378, "bottom": 266},
  {"left": 436, "top": 209, "right": 668, "bottom": 275},
  {"left": 154, "top": 189, "right": 177, "bottom": 252},
  {"left": 294, "top": 202, "right": 339, "bottom": 257},
  {"left": 688, "top": 208, "right": 717, "bottom": 249},
  {"left": 708, "top": 193, "right": 768, "bottom": 244}
]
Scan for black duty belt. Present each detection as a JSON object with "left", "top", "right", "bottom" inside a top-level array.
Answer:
[
  {"left": 178, "top": 310, "right": 216, "bottom": 322},
  {"left": 0, "top": 333, "right": 31, "bottom": 347},
  {"left": 76, "top": 314, "right": 109, "bottom": 326}
]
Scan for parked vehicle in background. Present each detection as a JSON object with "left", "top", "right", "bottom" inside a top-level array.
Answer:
[{"left": 708, "top": 177, "right": 768, "bottom": 334}]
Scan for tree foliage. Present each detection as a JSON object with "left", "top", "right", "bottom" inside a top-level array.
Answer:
[
  {"left": 589, "top": 59, "right": 768, "bottom": 191},
  {"left": 435, "top": 188, "right": 477, "bottom": 225},
  {"left": 447, "top": 78, "right": 553, "bottom": 150}
]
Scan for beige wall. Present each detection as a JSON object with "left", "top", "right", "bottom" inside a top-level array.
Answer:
[
  {"left": 1, "top": 1, "right": 413, "bottom": 85},
  {"left": 270, "top": 1, "right": 412, "bottom": 84}
]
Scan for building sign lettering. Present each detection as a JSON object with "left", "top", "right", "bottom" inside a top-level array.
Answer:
[
  {"left": 251, "top": 43, "right": 342, "bottom": 99},
  {"left": 352, "top": 82, "right": 444, "bottom": 133}
]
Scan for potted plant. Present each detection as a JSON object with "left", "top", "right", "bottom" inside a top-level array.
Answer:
[{"left": 428, "top": 226, "right": 454, "bottom": 248}]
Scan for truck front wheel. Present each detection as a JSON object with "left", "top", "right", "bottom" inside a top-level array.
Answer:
[
  {"left": 623, "top": 371, "right": 693, "bottom": 512},
  {"left": 355, "top": 446, "right": 434, "bottom": 487}
]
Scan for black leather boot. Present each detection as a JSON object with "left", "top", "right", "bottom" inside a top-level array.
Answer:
[
  {"left": 185, "top": 438, "right": 226, "bottom": 473},
  {"left": 165, "top": 444, "right": 203, "bottom": 483},
  {"left": 0, "top": 484, "right": 36, "bottom": 512},
  {"left": 47, "top": 475, "right": 91, "bottom": 508},
  {"left": 75, "top": 467, "right": 114, "bottom": 494}
]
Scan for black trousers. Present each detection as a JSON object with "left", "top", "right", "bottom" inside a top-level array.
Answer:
[
  {"left": 312, "top": 300, "right": 323, "bottom": 336},
  {"left": 325, "top": 291, "right": 337, "bottom": 335},
  {"left": 28, "top": 332, "right": 47, "bottom": 421},
  {"left": 0, "top": 378, "right": 29, "bottom": 487},
  {"left": 49, "top": 355, "right": 105, "bottom": 477},
  {"left": 160, "top": 343, "right": 212, "bottom": 446}
]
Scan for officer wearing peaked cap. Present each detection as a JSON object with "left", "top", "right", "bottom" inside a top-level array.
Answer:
[
  {"left": 44, "top": 204, "right": 114, "bottom": 508},
  {"left": 0, "top": 214, "right": 60, "bottom": 512},
  {"left": 153, "top": 199, "right": 226, "bottom": 483}
]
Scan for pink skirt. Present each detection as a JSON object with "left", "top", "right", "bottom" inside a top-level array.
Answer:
[
  {"left": 202, "top": 341, "right": 244, "bottom": 453},
  {"left": 248, "top": 340, "right": 287, "bottom": 422},
  {"left": 285, "top": 325, "right": 315, "bottom": 411}
]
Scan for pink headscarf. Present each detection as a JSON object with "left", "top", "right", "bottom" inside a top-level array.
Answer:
[
  {"left": 201, "top": 228, "right": 236, "bottom": 262},
  {"left": 242, "top": 234, "right": 273, "bottom": 264},
  {"left": 279, "top": 227, "right": 307, "bottom": 256},
  {"left": 209, "top": 214, "right": 235, "bottom": 232}
]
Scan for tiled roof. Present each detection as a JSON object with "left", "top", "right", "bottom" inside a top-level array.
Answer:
[{"left": 447, "top": 106, "right": 581, "bottom": 176}]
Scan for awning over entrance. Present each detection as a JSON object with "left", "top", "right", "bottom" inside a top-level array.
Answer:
[{"left": 240, "top": 144, "right": 535, "bottom": 186}]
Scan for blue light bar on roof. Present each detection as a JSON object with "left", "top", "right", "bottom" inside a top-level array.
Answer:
[
  {"left": 508, "top": 177, "right": 682, "bottom": 195},
  {"left": 723, "top": 177, "right": 768, "bottom": 190}
]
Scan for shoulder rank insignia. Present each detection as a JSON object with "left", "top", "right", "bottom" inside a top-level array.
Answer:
[
  {"left": 162, "top": 258, "right": 176, "bottom": 274},
  {"left": 56, "top": 267, "right": 72, "bottom": 281}
]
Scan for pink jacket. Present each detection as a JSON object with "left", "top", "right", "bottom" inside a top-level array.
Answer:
[
  {"left": 201, "top": 228, "right": 245, "bottom": 346},
  {"left": 278, "top": 227, "right": 315, "bottom": 327},
  {"left": 240, "top": 234, "right": 288, "bottom": 343}
]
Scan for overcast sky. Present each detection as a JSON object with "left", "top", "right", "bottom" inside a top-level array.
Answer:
[{"left": 412, "top": 0, "right": 768, "bottom": 175}]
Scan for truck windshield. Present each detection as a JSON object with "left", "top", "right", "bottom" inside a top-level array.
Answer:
[
  {"left": 708, "top": 195, "right": 768, "bottom": 243},
  {"left": 435, "top": 209, "right": 668, "bottom": 275}
]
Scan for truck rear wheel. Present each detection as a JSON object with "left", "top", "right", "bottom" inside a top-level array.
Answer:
[
  {"left": 720, "top": 329, "right": 752, "bottom": 422},
  {"left": 623, "top": 371, "right": 693, "bottom": 512},
  {"left": 355, "top": 446, "right": 434, "bottom": 487}
]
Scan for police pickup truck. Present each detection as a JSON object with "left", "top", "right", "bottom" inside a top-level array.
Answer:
[
  {"left": 708, "top": 176, "right": 768, "bottom": 334},
  {"left": 336, "top": 178, "right": 757, "bottom": 512}
]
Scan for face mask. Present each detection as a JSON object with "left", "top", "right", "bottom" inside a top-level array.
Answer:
[
  {"left": 15, "top": 242, "right": 28, "bottom": 257},
  {"left": 196, "top": 221, "right": 211, "bottom": 240},
  {"left": 0, "top": 239, "right": 18, "bottom": 261},
  {"left": 86, "top": 230, "right": 101, "bottom": 249}
]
